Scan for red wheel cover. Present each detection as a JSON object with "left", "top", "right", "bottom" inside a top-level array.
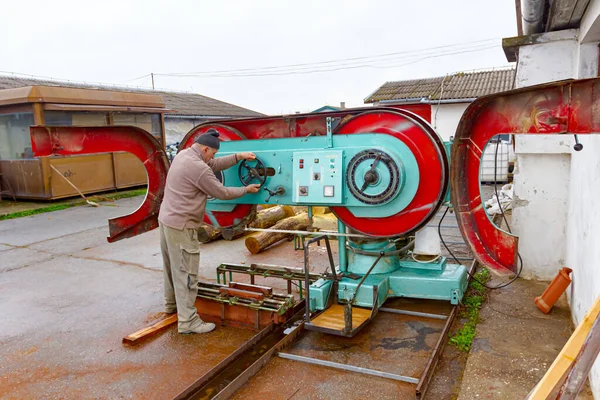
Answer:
[
  {"left": 179, "top": 123, "right": 254, "bottom": 228},
  {"left": 331, "top": 110, "right": 448, "bottom": 237}
]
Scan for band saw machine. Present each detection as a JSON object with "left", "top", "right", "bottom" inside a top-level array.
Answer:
[
  {"left": 30, "top": 79, "right": 600, "bottom": 338},
  {"left": 177, "top": 108, "right": 467, "bottom": 337}
]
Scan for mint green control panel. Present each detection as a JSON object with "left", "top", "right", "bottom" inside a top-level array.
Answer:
[
  {"left": 292, "top": 150, "right": 343, "bottom": 204},
  {"left": 206, "top": 134, "right": 420, "bottom": 217}
]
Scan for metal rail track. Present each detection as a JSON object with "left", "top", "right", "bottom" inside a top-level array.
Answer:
[
  {"left": 173, "top": 305, "right": 306, "bottom": 400},
  {"left": 173, "top": 260, "right": 477, "bottom": 400}
]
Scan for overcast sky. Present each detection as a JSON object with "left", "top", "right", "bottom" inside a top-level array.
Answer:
[{"left": 1, "top": 1, "right": 517, "bottom": 115}]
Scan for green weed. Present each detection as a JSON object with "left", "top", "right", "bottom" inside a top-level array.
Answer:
[
  {"left": 0, "top": 188, "right": 147, "bottom": 221},
  {"left": 0, "top": 203, "right": 81, "bottom": 220},
  {"left": 449, "top": 266, "right": 491, "bottom": 352}
]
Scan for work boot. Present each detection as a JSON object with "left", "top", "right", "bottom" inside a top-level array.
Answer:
[{"left": 180, "top": 322, "right": 216, "bottom": 334}]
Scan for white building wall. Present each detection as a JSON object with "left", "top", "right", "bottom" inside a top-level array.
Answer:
[
  {"left": 512, "top": 31, "right": 579, "bottom": 280},
  {"left": 512, "top": 10, "right": 600, "bottom": 397},
  {"left": 565, "top": 135, "right": 600, "bottom": 397},
  {"left": 568, "top": 3, "right": 600, "bottom": 398},
  {"left": 430, "top": 102, "right": 470, "bottom": 141},
  {"left": 164, "top": 118, "right": 205, "bottom": 145},
  {"left": 511, "top": 137, "right": 571, "bottom": 279},
  {"left": 515, "top": 30, "right": 579, "bottom": 87}
]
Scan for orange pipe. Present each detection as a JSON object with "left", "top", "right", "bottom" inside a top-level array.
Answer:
[{"left": 535, "top": 267, "right": 573, "bottom": 314}]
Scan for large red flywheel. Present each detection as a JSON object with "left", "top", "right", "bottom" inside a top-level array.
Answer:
[{"left": 331, "top": 110, "right": 448, "bottom": 237}]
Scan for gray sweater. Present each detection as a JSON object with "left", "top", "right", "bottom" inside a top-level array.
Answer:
[{"left": 158, "top": 146, "right": 246, "bottom": 230}]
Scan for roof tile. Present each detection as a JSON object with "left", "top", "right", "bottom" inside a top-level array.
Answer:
[
  {"left": 0, "top": 75, "right": 264, "bottom": 118},
  {"left": 365, "top": 68, "right": 516, "bottom": 103}
]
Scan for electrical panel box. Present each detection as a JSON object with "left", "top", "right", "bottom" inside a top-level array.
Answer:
[{"left": 292, "top": 150, "right": 343, "bottom": 204}]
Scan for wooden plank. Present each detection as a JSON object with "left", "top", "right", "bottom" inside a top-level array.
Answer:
[
  {"left": 122, "top": 314, "right": 177, "bottom": 345},
  {"left": 311, "top": 304, "right": 371, "bottom": 330},
  {"left": 527, "top": 295, "right": 600, "bottom": 399},
  {"left": 219, "top": 287, "right": 265, "bottom": 301},
  {"left": 229, "top": 282, "right": 273, "bottom": 296}
]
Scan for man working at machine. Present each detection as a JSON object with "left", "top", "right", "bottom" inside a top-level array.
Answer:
[{"left": 158, "top": 129, "right": 260, "bottom": 334}]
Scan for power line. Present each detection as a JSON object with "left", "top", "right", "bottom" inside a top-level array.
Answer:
[
  {"left": 157, "top": 38, "right": 499, "bottom": 77},
  {"left": 122, "top": 73, "right": 152, "bottom": 83},
  {"left": 154, "top": 44, "right": 498, "bottom": 78},
  {"left": 158, "top": 37, "right": 501, "bottom": 77}
]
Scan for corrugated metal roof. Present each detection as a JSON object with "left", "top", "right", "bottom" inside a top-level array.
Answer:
[
  {"left": 0, "top": 75, "right": 264, "bottom": 118},
  {"left": 365, "top": 68, "right": 516, "bottom": 103}
]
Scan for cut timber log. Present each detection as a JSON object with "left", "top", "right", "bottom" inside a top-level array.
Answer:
[
  {"left": 245, "top": 213, "right": 310, "bottom": 254},
  {"left": 313, "top": 213, "right": 338, "bottom": 231},
  {"left": 222, "top": 205, "right": 294, "bottom": 240},
  {"left": 258, "top": 204, "right": 278, "bottom": 211},
  {"left": 198, "top": 224, "right": 222, "bottom": 243},
  {"left": 249, "top": 205, "right": 294, "bottom": 229},
  {"left": 222, "top": 228, "right": 250, "bottom": 241},
  {"left": 290, "top": 206, "right": 330, "bottom": 215},
  {"left": 290, "top": 206, "right": 308, "bottom": 215}
]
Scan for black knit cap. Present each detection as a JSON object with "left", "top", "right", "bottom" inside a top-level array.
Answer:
[{"left": 195, "top": 129, "right": 220, "bottom": 149}]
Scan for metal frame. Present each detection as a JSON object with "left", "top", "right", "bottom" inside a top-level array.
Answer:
[
  {"left": 379, "top": 307, "right": 449, "bottom": 320},
  {"left": 302, "top": 234, "right": 380, "bottom": 338},
  {"left": 278, "top": 352, "right": 419, "bottom": 384},
  {"left": 303, "top": 234, "right": 336, "bottom": 324},
  {"left": 216, "top": 262, "right": 321, "bottom": 299}
]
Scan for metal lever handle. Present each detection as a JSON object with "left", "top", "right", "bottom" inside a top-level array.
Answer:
[
  {"left": 573, "top": 134, "right": 583, "bottom": 151},
  {"left": 264, "top": 186, "right": 285, "bottom": 202}
]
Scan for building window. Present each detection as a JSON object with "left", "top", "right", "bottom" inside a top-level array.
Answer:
[
  {"left": 45, "top": 111, "right": 109, "bottom": 126},
  {"left": 113, "top": 113, "right": 163, "bottom": 144},
  {"left": 0, "top": 112, "right": 35, "bottom": 159}
]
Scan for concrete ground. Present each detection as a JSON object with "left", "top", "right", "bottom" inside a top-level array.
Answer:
[
  {"left": 0, "top": 188, "right": 145, "bottom": 217},
  {"left": 457, "top": 278, "right": 593, "bottom": 399},
  {"left": 0, "top": 195, "right": 336, "bottom": 399},
  {"left": 0, "top": 194, "right": 591, "bottom": 399}
]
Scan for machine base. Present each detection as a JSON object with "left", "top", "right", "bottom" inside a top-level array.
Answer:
[{"left": 309, "top": 260, "right": 469, "bottom": 312}]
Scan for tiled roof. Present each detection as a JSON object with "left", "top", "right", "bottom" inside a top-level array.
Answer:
[
  {"left": 0, "top": 75, "right": 264, "bottom": 118},
  {"left": 365, "top": 68, "right": 516, "bottom": 103}
]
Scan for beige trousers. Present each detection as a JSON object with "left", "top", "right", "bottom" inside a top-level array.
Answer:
[{"left": 159, "top": 221, "right": 203, "bottom": 332}]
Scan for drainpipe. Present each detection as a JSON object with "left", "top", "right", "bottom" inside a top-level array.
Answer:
[{"left": 522, "top": 0, "right": 545, "bottom": 35}]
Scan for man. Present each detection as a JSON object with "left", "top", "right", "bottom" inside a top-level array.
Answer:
[{"left": 158, "top": 129, "right": 260, "bottom": 334}]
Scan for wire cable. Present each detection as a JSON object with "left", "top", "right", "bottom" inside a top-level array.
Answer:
[
  {"left": 155, "top": 45, "right": 498, "bottom": 79},
  {"left": 439, "top": 139, "right": 523, "bottom": 290},
  {"left": 152, "top": 43, "right": 499, "bottom": 79},
  {"left": 159, "top": 38, "right": 501, "bottom": 76},
  {"left": 438, "top": 206, "right": 522, "bottom": 289}
]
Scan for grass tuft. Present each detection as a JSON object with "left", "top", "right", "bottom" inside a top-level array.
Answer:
[
  {"left": 0, "top": 203, "right": 80, "bottom": 221},
  {"left": 0, "top": 187, "right": 147, "bottom": 221},
  {"left": 449, "top": 267, "right": 491, "bottom": 352}
]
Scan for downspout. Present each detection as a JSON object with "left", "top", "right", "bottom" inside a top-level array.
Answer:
[{"left": 521, "top": 0, "right": 545, "bottom": 35}]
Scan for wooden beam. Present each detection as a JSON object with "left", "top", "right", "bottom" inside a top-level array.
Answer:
[
  {"left": 515, "top": 0, "right": 523, "bottom": 36},
  {"left": 219, "top": 287, "right": 265, "bottom": 301},
  {"left": 33, "top": 102, "right": 45, "bottom": 125},
  {"left": 122, "top": 314, "right": 177, "bottom": 345},
  {"left": 229, "top": 282, "right": 273, "bottom": 296},
  {"left": 527, "top": 295, "right": 600, "bottom": 399},
  {"left": 160, "top": 113, "right": 166, "bottom": 151}
]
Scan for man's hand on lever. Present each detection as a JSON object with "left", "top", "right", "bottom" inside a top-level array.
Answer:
[
  {"left": 237, "top": 152, "right": 256, "bottom": 161},
  {"left": 245, "top": 184, "right": 261, "bottom": 194}
]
